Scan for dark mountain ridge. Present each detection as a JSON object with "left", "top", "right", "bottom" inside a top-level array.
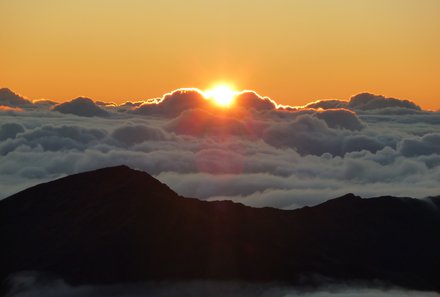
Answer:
[{"left": 1, "top": 166, "right": 440, "bottom": 292}]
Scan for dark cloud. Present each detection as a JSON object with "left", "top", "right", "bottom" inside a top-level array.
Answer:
[
  {"left": 359, "top": 107, "right": 425, "bottom": 115},
  {"left": 399, "top": 133, "right": 440, "bottom": 157},
  {"left": 116, "top": 101, "right": 145, "bottom": 112},
  {"left": 305, "top": 99, "right": 347, "bottom": 109},
  {"left": 120, "top": 101, "right": 144, "bottom": 107},
  {"left": 361, "top": 113, "right": 440, "bottom": 125},
  {"left": 303, "top": 93, "right": 422, "bottom": 114},
  {"left": 165, "top": 109, "right": 263, "bottom": 138},
  {"left": 263, "top": 114, "right": 341, "bottom": 155},
  {"left": 234, "top": 91, "right": 277, "bottom": 111},
  {"left": 195, "top": 148, "right": 245, "bottom": 174},
  {"left": 111, "top": 125, "right": 167, "bottom": 146},
  {"left": 95, "top": 101, "right": 117, "bottom": 107},
  {"left": 133, "top": 89, "right": 207, "bottom": 117},
  {"left": 262, "top": 113, "right": 376, "bottom": 156},
  {"left": 342, "top": 135, "right": 384, "bottom": 155},
  {"left": 0, "top": 125, "right": 106, "bottom": 155},
  {"left": 52, "top": 97, "right": 109, "bottom": 117},
  {"left": 348, "top": 93, "right": 421, "bottom": 111},
  {"left": 0, "top": 88, "right": 33, "bottom": 108},
  {"left": 32, "top": 99, "right": 58, "bottom": 107},
  {"left": 0, "top": 123, "right": 24, "bottom": 141},
  {"left": 315, "top": 109, "right": 364, "bottom": 130}
]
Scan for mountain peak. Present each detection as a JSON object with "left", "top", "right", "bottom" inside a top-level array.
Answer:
[
  {"left": 1, "top": 167, "right": 440, "bottom": 292},
  {"left": 316, "top": 192, "right": 362, "bottom": 207},
  {"left": 334, "top": 192, "right": 361, "bottom": 200},
  {"left": 76, "top": 164, "right": 146, "bottom": 177},
  {"left": 0, "top": 165, "right": 179, "bottom": 218}
]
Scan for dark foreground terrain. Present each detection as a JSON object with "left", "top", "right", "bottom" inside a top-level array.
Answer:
[{"left": 1, "top": 166, "right": 439, "bottom": 292}]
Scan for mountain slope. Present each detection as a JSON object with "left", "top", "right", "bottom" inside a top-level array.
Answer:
[{"left": 1, "top": 166, "right": 440, "bottom": 291}]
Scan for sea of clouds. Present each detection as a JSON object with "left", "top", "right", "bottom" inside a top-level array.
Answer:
[{"left": 1, "top": 87, "right": 439, "bottom": 209}]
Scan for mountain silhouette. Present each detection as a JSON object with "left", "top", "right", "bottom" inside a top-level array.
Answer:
[{"left": 1, "top": 166, "right": 439, "bottom": 292}]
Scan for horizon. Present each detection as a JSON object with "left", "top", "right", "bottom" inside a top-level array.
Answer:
[{"left": 1, "top": 85, "right": 437, "bottom": 112}]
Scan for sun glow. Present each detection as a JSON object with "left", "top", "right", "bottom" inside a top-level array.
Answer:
[{"left": 204, "top": 85, "right": 236, "bottom": 108}]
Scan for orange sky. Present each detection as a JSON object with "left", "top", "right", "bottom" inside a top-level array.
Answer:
[{"left": 1, "top": 0, "right": 440, "bottom": 110}]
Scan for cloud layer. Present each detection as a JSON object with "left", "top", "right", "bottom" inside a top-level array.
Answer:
[
  {"left": 5, "top": 272, "right": 440, "bottom": 297},
  {"left": 0, "top": 87, "right": 439, "bottom": 209}
]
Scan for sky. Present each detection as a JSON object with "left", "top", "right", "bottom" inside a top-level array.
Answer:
[{"left": 1, "top": 0, "right": 440, "bottom": 110}]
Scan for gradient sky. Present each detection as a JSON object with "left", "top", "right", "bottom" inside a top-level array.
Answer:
[{"left": 1, "top": 0, "right": 439, "bottom": 109}]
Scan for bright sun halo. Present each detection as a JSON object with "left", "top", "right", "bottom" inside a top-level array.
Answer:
[{"left": 204, "top": 85, "right": 236, "bottom": 107}]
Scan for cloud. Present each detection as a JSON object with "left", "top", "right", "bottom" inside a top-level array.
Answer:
[
  {"left": 315, "top": 109, "right": 364, "bottom": 130},
  {"left": 304, "top": 93, "right": 421, "bottom": 114},
  {"left": 0, "top": 88, "right": 33, "bottom": 108},
  {"left": 263, "top": 114, "right": 341, "bottom": 155},
  {"left": 165, "top": 109, "right": 263, "bottom": 138},
  {"left": 133, "top": 89, "right": 208, "bottom": 117},
  {"left": 348, "top": 93, "right": 421, "bottom": 111},
  {"left": 262, "top": 112, "right": 379, "bottom": 156},
  {"left": 32, "top": 98, "right": 58, "bottom": 107},
  {"left": 305, "top": 99, "right": 347, "bottom": 110},
  {"left": 0, "top": 88, "right": 439, "bottom": 209},
  {"left": 52, "top": 97, "right": 109, "bottom": 117},
  {"left": 398, "top": 133, "right": 440, "bottom": 157},
  {"left": 95, "top": 100, "right": 117, "bottom": 107},
  {"left": 234, "top": 91, "right": 277, "bottom": 111},
  {"left": 4, "top": 272, "right": 440, "bottom": 297},
  {"left": 111, "top": 125, "right": 168, "bottom": 145},
  {"left": 195, "top": 148, "right": 245, "bottom": 174},
  {"left": 0, "top": 125, "right": 106, "bottom": 155},
  {"left": 0, "top": 123, "right": 24, "bottom": 141},
  {"left": 0, "top": 106, "right": 24, "bottom": 113},
  {"left": 132, "top": 89, "right": 277, "bottom": 117}
]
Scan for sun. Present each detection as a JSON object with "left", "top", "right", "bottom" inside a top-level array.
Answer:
[{"left": 204, "top": 85, "right": 236, "bottom": 108}]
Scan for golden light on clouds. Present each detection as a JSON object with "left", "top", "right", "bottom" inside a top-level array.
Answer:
[{"left": 204, "top": 85, "right": 236, "bottom": 108}]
